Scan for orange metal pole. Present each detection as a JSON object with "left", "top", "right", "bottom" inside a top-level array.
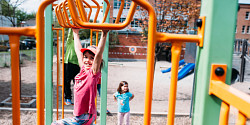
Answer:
[
  {"left": 62, "top": 1, "right": 82, "bottom": 28},
  {"left": 9, "top": 35, "right": 21, "bottom": 125},
  {"left": 56, "top": 5, "right": 68, "bottom": 28},
  {"left": 0, "top": 27, "right": 35, "bottom": 36},
  {"left": 236, "top": 112, "right": 247, "bottom": 125},
  {"left": 36, "top": 1, "right": 56, "bottom": 125},
  {"left": 75, "top": 0, "right": 88, "bottom": 22},
  {"left": 56, "top": 29, "right": 60, "bottom": 120},
  {"left": 209, "top": 78, "right": 250, "bottom": 118},
  {"left": 167, "top": 42, "right": 182, "bottom": 125},
  {"left": 55, "top": 6, "right": 64, "bottom": 27},
  {"left": 96, "top": 31, "right": 99, "bottom": 46},
  {"left": 133, "top": 0, "right": 157, "bottom": 124},
  {"left": 36, "top": 1, "right": 56, "bottom": 124},
  {"left": 62, "top": 28, "right": 65, "bottom": 119},
  {"left": 219, "top": 102, "right": 229, "bottom": 125},
  {"left": 0, "top": 1, "right": 54, "bottom": 125},
  {"left": 60, "top": 2, "right": 72, "bottom": 28},
  {"left": 90, "top": 29, "right": 93, "bottom": 46},
  {"left": 91, "top": 0, "right": 100, "bottom": 23},
  {"left": 102, "top": 0, "right": 110, "bottom": 23},
  {"left": 82, "top": 0, "right": 92, "bottom": 21},
  {"left": 67, "top": 0, "right": 137, "bottom": 29},
  {"left": 156, "top": 16, "right": 205, "bottom": 47},
  {"left": 52, "top": 27, "right": 65, "bottom": 119},
  {"left": 115, "top": 0, "right": 124, "bottom": 24},
  {"left": 156, "top": 32, "right": 200, "bottom": 43}
]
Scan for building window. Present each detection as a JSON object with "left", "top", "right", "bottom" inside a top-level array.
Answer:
[
  {"left": 242, "top": 25, "right": 246, "bottom": 34},
  {"left": 235, "top": 25, "right": 237, "bottom": 33},
  {"left": 247, "top": 26, "right": 250, "bottom": 34},
  {"left": 113, "top": 17, "right": 142, "bottom": 27},
  {"left": 113, "top": 0, "right": 139, "bottom": 9},
  {"left": 245, "top": 12, "right": 250, "bottom": 20}
]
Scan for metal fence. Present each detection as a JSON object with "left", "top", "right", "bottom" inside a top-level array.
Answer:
[
  {"left": 0, "top": 50, "right": 36, "bottom": 67},
  {"left": 0, "top": 47, "right": 58, "bottom": 67},
  {"left": 234, "top": 39, "right": 250, "bottom": 82}
]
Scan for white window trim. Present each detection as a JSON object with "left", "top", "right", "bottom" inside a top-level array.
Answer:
[
  {"left": 242, "top": 25, "right": 246, "bottom": 34},
  {"left": 235, "top": 25, "right": 237, "bottom": 33},
  {"left": 247, "top": 26, "right": 250, "bottom": 34},
  {"left": 245, "top": 12, "right": 250, "bottom": 20}
]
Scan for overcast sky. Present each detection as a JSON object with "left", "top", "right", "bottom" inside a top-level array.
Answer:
[
  {"left": 13, "top": 0, "right": 103, "bottom": 21},
  {"left": 13, "top": 0, "right": 63, "bottom": 13}
]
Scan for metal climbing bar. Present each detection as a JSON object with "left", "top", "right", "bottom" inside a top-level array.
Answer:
[
  {"left": 156, "top": 16, "right": 205, "bottom": 47},
  {"left": 209, "top": 64, "right": 250, "bottom": 125},
  {"left": 52, "top": 27, "right": 66, "bottom": 119},
  {"left": 64, "top": 0, "right": 137, "bottom": 29}
]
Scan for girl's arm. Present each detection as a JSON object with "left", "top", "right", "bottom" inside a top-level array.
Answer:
[
  {"left": 129, "top": 94, "right": 134, "bottom": 101},
  {"left": 72, "top": 28, "right": 84, "bottom": 68},
  {"left": 113, "top": 94, "right": 117, "bottom": 102},
  {"left": 92, "top": 30, "right": 109, "bottom": 74}
]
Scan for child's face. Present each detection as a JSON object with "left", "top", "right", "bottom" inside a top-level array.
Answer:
[
  {"left": 121, "top": 84, "right": 128, "bottom": 93},
  {"left": 82, "top": 51, "right": 94, "bottom": 70}
]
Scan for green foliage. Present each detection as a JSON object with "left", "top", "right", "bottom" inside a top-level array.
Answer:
[
  {"left": 109, "top": 31, "right": 119, "bottom": 46},
  {"left": 15, "top": 10, "right": 36, "bottom": 26},
  {"left": 0, "top": 0, "right": 35, "bottom": 27},
  {"left": 79, "top": 29, "right": 91, "bottom": 39},
  {"left": 138, "top": 0, "right": 200, "bottom": 34},
  {"left": 3, "top": 62, "right": 9, "bottom": 67}
]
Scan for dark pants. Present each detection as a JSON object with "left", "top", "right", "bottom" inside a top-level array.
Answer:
[
  {"left": 64, "top": 62, "right": 80, "bottom": 99},
  {"left": 97, "top": 84, "right": 101, "bottom": 96}
]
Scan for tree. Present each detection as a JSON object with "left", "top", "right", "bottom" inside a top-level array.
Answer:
[
  {"left": 0, "top": 0, "right": 35, "bottom": 27},
  {"left": 137, "top": 0, "right": 200, "bottom": 61},
  {"left": 15, "top": 9, "right": 36, "bottom": 26}
]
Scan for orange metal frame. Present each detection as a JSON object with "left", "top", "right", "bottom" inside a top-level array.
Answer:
[
  {"left": 8, "top": 0, "right": 250, "bottom": 125},
  {"left": 52, "top": 27, "right": 66, "bottom": 119},
  {"left": 0, "top": 0, "right": 56, "bottom": 125},
  {"left": 209, "top": 64, "right": 250, "bottom": 125},
  {"left": 63, "top": 0, "right": 137, "bottom": 29},
  {"left": 55, "top": 1, "right": 205, "bottom": 125},
  {"left": 154, "top": 16, "right": 205, "bottom": 125}
]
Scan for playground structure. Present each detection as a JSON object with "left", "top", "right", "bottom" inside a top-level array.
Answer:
[
  {"left": 161, "top": 59, "right": 195, "bottom": 80},
  {"left": 0, "top": 0, "right": 249, "bottom": 125}
]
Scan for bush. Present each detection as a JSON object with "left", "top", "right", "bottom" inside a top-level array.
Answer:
[{"left": 0, "top": 45, "right": 8, "bottom": 52}]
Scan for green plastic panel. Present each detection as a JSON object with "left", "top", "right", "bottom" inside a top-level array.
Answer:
[{"left": 192, "top": 0, "right": 238, "bottom": 125}]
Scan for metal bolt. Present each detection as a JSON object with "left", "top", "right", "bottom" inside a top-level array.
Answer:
[
  {"left": 215, "top": 67, "right": 224, "bottom": 76},
  {"left": 196, "top": 19, "right": 202, "bottom": 28}
]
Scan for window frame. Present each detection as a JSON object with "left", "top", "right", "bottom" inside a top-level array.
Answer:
[
  {"left": 242, "top": 25, "right": 246, "bottom": 34},
  {"left": 247, "top": 26, "right": 250, "bottom": 34},
  {"left": 245, "top": 12, "right": 250, "bottom": 20}
]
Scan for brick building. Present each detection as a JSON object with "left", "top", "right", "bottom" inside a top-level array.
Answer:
[
  {"left": 235, "top": 0, "right": 250, "bottom": 40},
  {"left": 108, "top": 0, "right": 200, "bottom": 61}
]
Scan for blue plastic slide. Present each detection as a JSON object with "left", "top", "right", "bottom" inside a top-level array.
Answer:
[
  {"left": 161, "top": 59, "right": 186, "bottom": 73},
  {"left": 177, "top": 63, "right": 195, "bottom": 80}
]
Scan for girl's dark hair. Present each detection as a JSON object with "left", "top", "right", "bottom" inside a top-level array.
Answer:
[
  {"left": 83, "top": 50, "right": 104, "bottom": 69},
  {"left": 117, "top": 81, "right": 129, "bottom": 94}
]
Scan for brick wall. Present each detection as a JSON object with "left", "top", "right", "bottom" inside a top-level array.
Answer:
[
  {"left": 108, "top": 34, "right": 186, "bottom": 61},
  {"left": 235, "top": 4, "right": 250, "bottom": 40},
  {"left": 108, "top": 34, "right": 148, "bottom": 59}
]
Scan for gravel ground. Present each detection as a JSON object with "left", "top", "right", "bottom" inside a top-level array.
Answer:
[{"left": 0, "top": 110, "right": 192, "bottom": 125}]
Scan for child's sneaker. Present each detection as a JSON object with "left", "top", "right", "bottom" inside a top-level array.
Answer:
[
  {"left": 65, "top": 99, "right": 73, "bottom": 105},
  {"left": 106, "top": 110, "right": 112, "bottom": 116}
]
